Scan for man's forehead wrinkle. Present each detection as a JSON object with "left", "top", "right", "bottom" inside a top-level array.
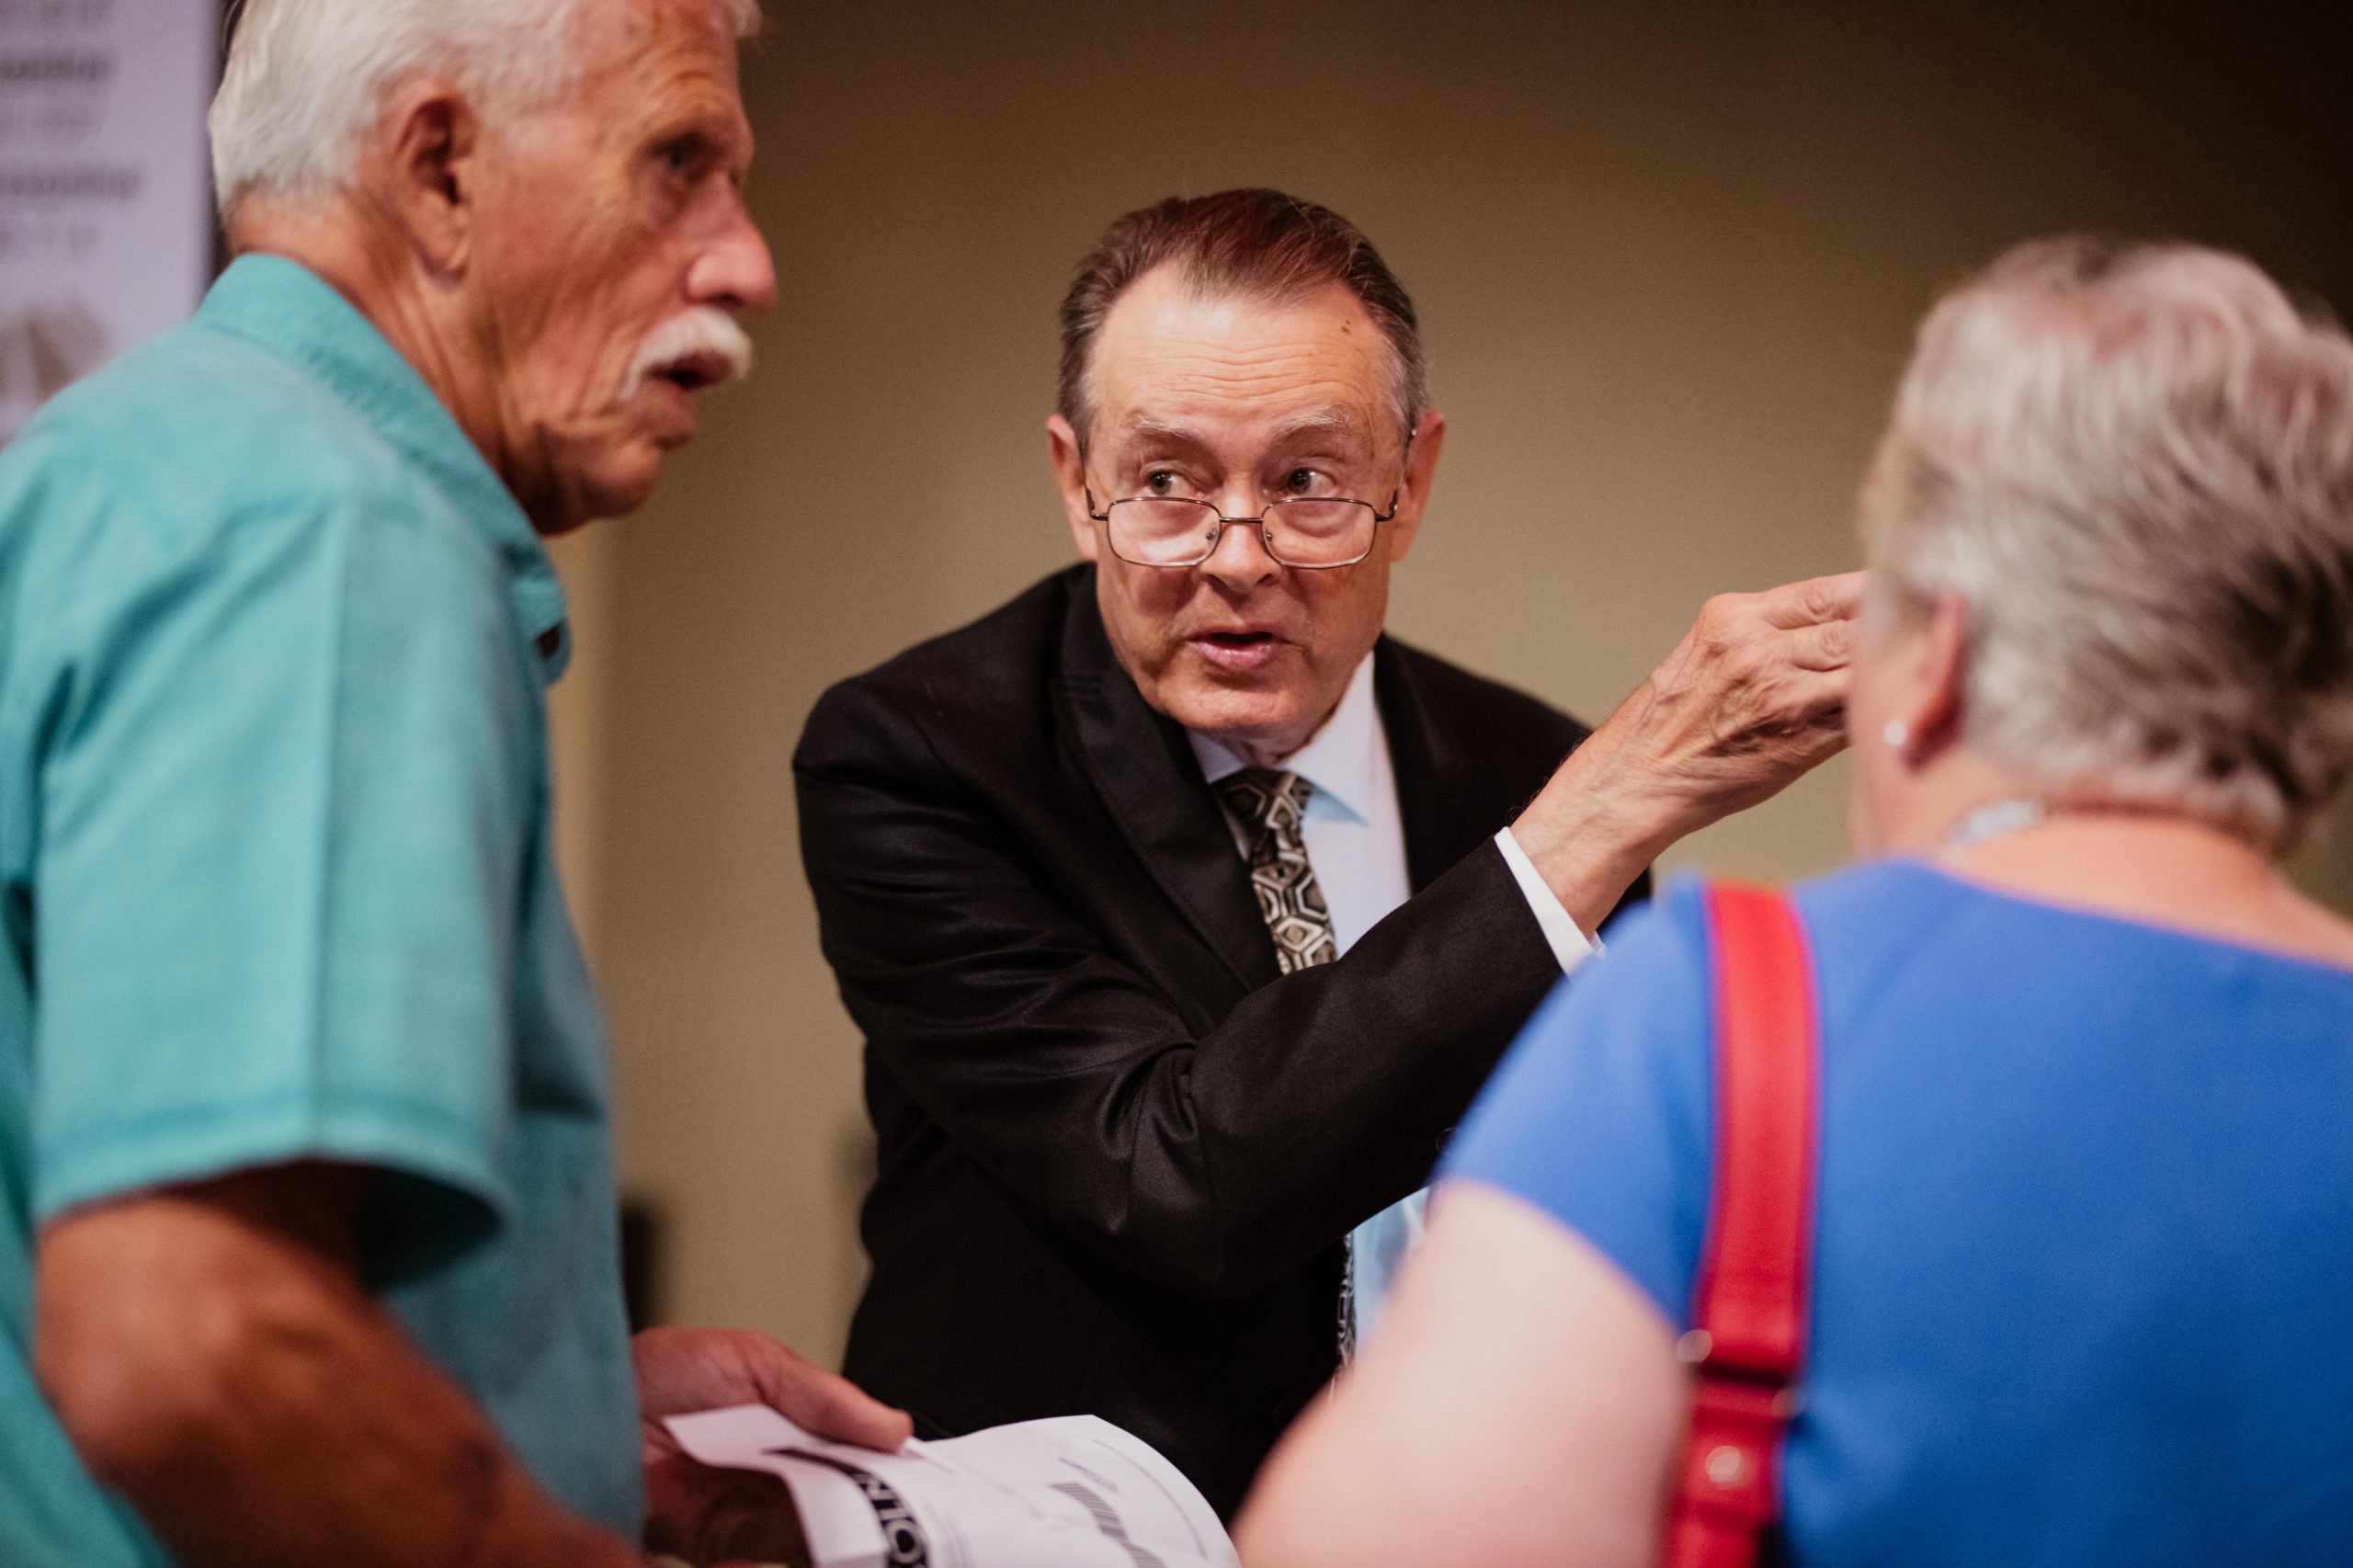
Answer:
[
  {"left": 572, "top": 0, "right": 744, "bottom": 102},
  {"left": 572, "top": 0, "right": 659, "bottom": 83},
  {"left": 1100, "top": 368, "right": 1383, "bottom": 458},
  {"left": 1087, "top": 269, "right": 1396, "bottom": 454},
  {"left": 1099, "top": 325, "right": 1385, "bottom": 394},
  {"left": 578, "top": 28, "right": 750, "bottom": 161},
  {"left": 1111, "top": 360, "right": 1381, "bottom": 419},
  {"left": 1110, "top": 405, "right": 1361, "bottom": 443}
]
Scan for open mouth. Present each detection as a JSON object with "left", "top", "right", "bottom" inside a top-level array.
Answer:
[
  {"left": 652, "top": 353, "right": 730, "bottom": 392},
  {"left": 1190, "top": 629, "right": 1287, "bottom": 671}
]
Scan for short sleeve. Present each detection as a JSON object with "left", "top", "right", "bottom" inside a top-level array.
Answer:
[
  {"left": 1439, "top": 877, "right": 1716, "bottom": 1326},
  {"left": 28, "top": 479, "right": 533, "bottom": 1279}
]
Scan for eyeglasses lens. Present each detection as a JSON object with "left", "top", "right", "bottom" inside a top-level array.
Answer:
[{"left": 1106, "top": 499, "right": 1374, "bottom": 567}]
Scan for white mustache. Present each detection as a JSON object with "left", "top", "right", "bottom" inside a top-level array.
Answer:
[{"left": 620, "top": 308, "right": 756, "bottom": 400}]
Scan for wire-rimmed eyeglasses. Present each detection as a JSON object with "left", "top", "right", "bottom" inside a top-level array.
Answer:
[{"left": 1080, "top": 429, "right": 1416, "bottom": 569}]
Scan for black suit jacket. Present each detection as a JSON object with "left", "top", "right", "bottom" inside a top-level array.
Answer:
[{"left": 793, "top": 564, "right": 1639, "bottom": 1517}]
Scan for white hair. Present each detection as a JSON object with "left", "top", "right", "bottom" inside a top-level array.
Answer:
[
  {"left": 1862, "top": 236, "right": 2353, "bottom": 855},
  {"left": 210, "top": 0, "right": 762, "bottom": 225}
]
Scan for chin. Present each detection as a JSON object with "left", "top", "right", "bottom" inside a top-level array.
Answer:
[
  {"left": 562, "top": 448, "right": 668, "bottom": 529},
  {"left": 1157, "top": 677, "right": 1313, "bottom": 749}
]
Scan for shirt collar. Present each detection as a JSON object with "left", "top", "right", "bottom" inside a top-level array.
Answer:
[
  {"left": 1189, "top": 652, "right": 1384, "bottom": 824},
  {"left": 194, "top": 254, "right": 572, "bottom": 682}
]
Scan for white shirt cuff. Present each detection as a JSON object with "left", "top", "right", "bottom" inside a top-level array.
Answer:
[{"left": 1494, "top": 826, "right": 1599, "bottom": 975}]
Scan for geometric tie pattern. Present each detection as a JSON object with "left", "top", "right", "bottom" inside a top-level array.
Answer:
[
  {"left": 1213, "top": 766, "right": 1358, "bottom": 1360},
  {"left": 1214, "top": 768, "right": 1339, "bottom": 973}
]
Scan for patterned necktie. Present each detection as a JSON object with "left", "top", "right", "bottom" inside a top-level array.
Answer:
[
  {"left": 1214, "top": 767, "right": 1358, "bottom": 1358},
  {"left": 1215, "top": 769, "right": 1339, "bottom": 973}
]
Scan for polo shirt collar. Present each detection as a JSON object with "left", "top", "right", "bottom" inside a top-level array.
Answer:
[
  {"left": 1189, "top": 652, "right": 1383, "bottom": 824},
  {"left": 196, "top": 254, "right": 572, "bottom": 681}
]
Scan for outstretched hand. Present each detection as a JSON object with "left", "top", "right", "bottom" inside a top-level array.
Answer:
[
  {"left": 1601, "top": 570, "right": 1863, "bottom": 820},
  {"left": 636, "top": 1326, "right": 913, "bottom": 1568},
  {"left": 1513, "top": 572, "right": 1865, "bottom": 931}
]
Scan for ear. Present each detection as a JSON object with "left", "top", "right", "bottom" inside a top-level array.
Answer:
[
  {"left": 1895, "top": 591, "right": 1969, "bottom": 767},
  {"left": 1047, "top": 414, "right": 1100, "bottom": 563},
  {"left": 1382, "top": 409, "right": 1446, "bottom": 565},
  {"left": 366, "top": 77, "right": 481, "bottom": 276}
]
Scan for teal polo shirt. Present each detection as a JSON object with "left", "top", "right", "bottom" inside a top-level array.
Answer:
[{"left": 0, "top": 256, "right": 641, "bottom": 1562}]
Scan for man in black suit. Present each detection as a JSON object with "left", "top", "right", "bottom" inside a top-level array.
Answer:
[{"left": 794, "top": 189, "right": 1859, "bottom": 1516}]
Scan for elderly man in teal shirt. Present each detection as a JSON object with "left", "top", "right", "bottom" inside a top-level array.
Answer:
[{"left": 0, "top": 2, "right": 907, "bottom": 1564}]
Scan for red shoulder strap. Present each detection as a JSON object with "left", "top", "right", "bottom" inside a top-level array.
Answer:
[{"left": 1665, "top": 883, "right": 1820, "bottom": 1568}]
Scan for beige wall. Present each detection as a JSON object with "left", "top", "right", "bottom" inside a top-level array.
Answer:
[{"left": 546, "top": 0, "right": 2353, "bottom": 1363}]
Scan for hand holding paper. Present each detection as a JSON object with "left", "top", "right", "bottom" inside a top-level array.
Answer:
[
  {"left": 636, "top": 1327, "right": 915, "bottom": 1565},
  {"left": 665, "top": 1403, "right": 1239, "bottom": 1568}
]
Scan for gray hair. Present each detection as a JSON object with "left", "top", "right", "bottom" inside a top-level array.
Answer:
[
  {"left": 1862, "top": 236, "right": 2353, "bottom": 855},
  {"left": 210, "top": 0, "right": 762, "bottom": 225}
]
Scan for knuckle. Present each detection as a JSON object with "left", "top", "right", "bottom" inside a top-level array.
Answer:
[{"left": 1696, "top": 599, "right": 1745, "bottom": 654}]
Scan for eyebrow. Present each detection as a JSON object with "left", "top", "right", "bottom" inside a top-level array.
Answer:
[
  {"left": 1266, "top": 408, "right": 1372, "bottom": 450},
  {"left": 1111, "top": 414, "right": 1211, "bottom": 449}
]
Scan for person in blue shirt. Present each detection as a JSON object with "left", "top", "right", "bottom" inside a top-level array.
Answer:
[
  {"left": 1236, "top": 236, "right": 2353, "bottom": 1567},
  {"left": 0, "top": 2, "right": 905, "bottom": 1565}
]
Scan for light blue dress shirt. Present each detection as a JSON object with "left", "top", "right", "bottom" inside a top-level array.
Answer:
[{"left": 0, "top": 256, "right": 640, "bottom": 1563}]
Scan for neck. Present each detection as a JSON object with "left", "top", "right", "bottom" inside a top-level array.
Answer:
[
  {"left": 230, "top": 204, "right": 548, "bottom": 529},
  {"left": 1879, "top": 767, "right": 2353, "bottom": 966},
  {"left": 1198, "top": 684, "right": 1354, "bottom": 771},
  {"left": 1935, "top": 807, "right": 2325, "bottom": 946},
  {"left": 1938, "top": 807, "right": 2270, "bottom": 881},
  {"left": 1870, "top": 752, "right": 2033, "bottom": 858},
  {"left": 1884, "top": 758, "right": 2277, "bottom": 888},
  {"left": 1216, "top": 724, "right": 1324, "bottom": 771}
]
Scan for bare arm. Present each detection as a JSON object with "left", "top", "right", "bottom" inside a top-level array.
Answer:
[
  {"left": 1517, "top": 572, "right": 1864, "bottom": 932},
  {"left": 1233, "top": 1182, "right": 1687, "bottom": 1568},
  {"left": 33, "top": 1163, "right": 639, "bottom": 1568}
]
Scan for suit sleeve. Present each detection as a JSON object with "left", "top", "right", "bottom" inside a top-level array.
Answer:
[{"left": 795, "top": 677, "right": 1570, "bottom": 1299}]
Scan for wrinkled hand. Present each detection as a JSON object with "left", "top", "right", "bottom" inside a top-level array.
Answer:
[
  {"left": 1514, "top": 572, "right": 1864, "bottom": 930},
  {"left": 636, "top": 1327, "right": 913, "bottom": 1568},
  {"left": 1601, "top": 570, "right": 1863, "bottom": 821}
]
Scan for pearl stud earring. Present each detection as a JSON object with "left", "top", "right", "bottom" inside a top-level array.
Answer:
[{"left": 1883, "top": 719, "right": 1910, "bottom": 752}]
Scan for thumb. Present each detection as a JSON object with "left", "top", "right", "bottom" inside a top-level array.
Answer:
[{"left": 747, "top": 1343, "right": 914, "bottom": 1452}]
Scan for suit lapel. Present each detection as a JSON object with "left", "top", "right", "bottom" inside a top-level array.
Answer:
[
  {"left": 1057, "top": 570, "right": 1280, "bottom": 994},
  {"left": 1376, "top": 637, "right": 1487, "bottom": 894}
]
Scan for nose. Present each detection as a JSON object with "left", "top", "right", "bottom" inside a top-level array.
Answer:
[
  {"left": 1199, "top": 506, "right": 1282, "bottom": 593},
  {"left": 688, "top": 196, "right": 778, "bottom": 315}
]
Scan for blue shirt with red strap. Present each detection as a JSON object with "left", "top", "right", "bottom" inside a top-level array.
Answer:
[{"left": 1446, "top": 862, "right": 2353, "bottom": 1567}]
